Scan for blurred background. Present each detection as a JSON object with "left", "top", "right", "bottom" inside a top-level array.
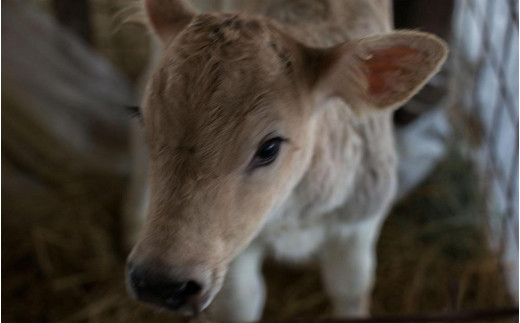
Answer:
[{"left": 2, "top": 0, "right": 518, "bottom": 321}]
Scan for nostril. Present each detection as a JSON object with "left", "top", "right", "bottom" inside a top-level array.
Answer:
[
  {"left": 162, "top": 280, "right": 201, "bottom": 303},
  {"left": 188, "top": 281, "right": 200, "bottom": 293},
  {"left": 182, "top": 280, "right": 202, "bottom": 296},
  {"left": 158, "top": 280, "right": 201, "bottom": 311}
]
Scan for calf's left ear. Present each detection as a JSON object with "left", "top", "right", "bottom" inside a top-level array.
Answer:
[{"left": 308, "top": 31, "right": 448, "bottom": 112}]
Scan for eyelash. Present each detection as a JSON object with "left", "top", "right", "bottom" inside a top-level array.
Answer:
[
  {"left": 249, "top": 136, "right": 287, "bottom": 170},
  {"left": 126, "top": 105, "right": 143, "bottom": 124}
]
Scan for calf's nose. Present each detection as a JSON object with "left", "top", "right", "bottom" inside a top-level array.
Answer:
[{"left": 127, "top": 265, "right": 202, "bottom": 311}]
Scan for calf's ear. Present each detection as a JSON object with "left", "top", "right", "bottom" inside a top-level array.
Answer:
[
  {"left": 308, "top": 31, "right": 448, "bottom": 112},
  {"left": 144, "top": 0, "right": 197, "bottom": 43}
]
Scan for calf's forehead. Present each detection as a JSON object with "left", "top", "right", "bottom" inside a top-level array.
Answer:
[
  {"left": 143, "top": 14, "right": 304, "bottom": 161},
  {"left": 144, "top": 61, "right": 285, "bottom": 155}
]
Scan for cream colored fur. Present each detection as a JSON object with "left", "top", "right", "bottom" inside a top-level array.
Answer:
[{"left": 125, "top": 0, "right": 448, "bottom": 320}]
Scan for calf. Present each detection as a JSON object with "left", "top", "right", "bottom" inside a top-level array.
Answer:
[{"left": 126, "top": 0, "right": 447, "bottom": 320}]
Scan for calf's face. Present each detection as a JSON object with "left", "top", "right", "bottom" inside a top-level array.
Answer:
[
  {"left": 127, "top": 0, "right": 447, "bottom": 315},
  {"left": 128, "top": 11, "right": 318, "bottom": 314}
]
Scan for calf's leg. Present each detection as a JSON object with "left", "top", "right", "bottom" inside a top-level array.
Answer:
[
  {"left": 319, "top": 217, "right": 384, "bottom": 317},
  {"left": 210, "top": 244, "right": 266, "bottom": 321}
]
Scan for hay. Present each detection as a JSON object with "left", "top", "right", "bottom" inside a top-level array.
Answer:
[
  {"left": 3, "top": 140, "right": 515, "bottom": 322},
  {"left": 371, "top": 146, "right": 513, "bottom": 317}
]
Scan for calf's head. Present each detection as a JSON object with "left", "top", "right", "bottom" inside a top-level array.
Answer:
[{"left": 127, "top": 0, "right": 447, "bottom": 314}]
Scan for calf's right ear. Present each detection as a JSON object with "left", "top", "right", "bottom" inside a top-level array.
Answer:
[{"left": 144, "top": 0, "right": 198, "bottom": 43}]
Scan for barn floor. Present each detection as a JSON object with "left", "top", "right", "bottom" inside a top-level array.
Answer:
[{"left": 3, "top": 139, "right": 516, "bottom": 322}]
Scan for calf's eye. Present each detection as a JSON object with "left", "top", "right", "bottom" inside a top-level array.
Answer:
[{"left": 252, "top": 137, "right": 284, "bottom": 168}]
